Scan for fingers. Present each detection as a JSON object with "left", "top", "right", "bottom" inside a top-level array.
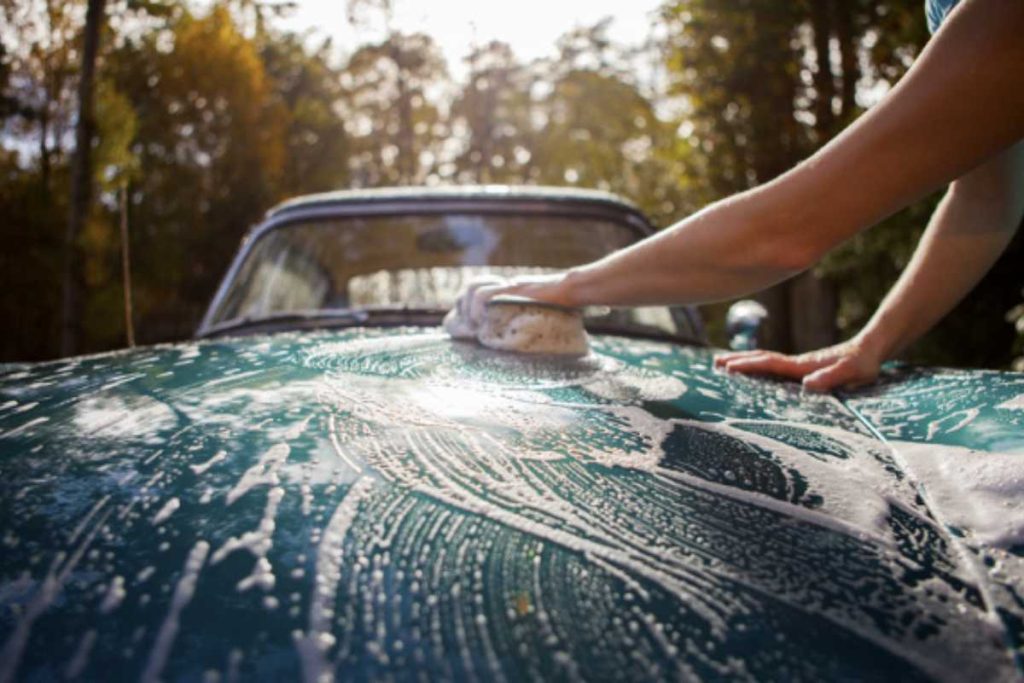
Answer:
[
  {"left": 714, "top": 350, "right": 830, "bottom": 380},
  {"left": 728, "top": 354, "right": 813, "bottom": 380},
  {"left": 458, "top": 277, "right": 506, "bottom": 324},
  {"left": 468, "top": 283, "right": 512, "bottom": 325},
  {"left": 715, "top": 344, "right": 881, "bottom": 392},
  {"left": 713, "top": 351, "right": 758, "bottom": 367},
  {"left": 802, "top": 357, "right": 877, "bottom": 393}
]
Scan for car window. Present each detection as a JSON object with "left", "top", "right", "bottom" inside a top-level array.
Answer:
[{"left": 211, "top": 213, "right": 699, "bottom": 340}]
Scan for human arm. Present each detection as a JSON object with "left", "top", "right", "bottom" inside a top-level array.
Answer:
[
  {"left": 715, "top": 140, "right": 1024, "bottom": 391},
  {"left": 469, "top": 0, "right": 1024, "bottom": 316}
]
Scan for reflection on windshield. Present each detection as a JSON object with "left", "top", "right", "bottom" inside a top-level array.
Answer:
[
  {"left": 347, "top": 266, "right": 545, "bottom": 308},
  {"left": 212, "top": 213, "right": 692, "bottom": 338}
]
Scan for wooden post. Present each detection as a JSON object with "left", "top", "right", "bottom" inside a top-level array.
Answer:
[{"left": 120, "top": 183, "right": 136, "bottom": 348}]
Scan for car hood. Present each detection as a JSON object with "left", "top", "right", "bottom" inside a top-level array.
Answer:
[{"left": 1, "top": 328, "right": 1023, "bottom": 681}]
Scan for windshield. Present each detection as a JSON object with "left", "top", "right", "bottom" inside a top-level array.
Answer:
[{"left": 208, "top": 212, "right": 695, "bottom": 339}]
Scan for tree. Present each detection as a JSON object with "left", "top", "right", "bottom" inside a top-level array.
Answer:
[
  {"left": 61, "top": 0, "right": 106, "bottom": 355},
  {"left": 260, "top": 33, "right": 350, "bottom": 195},
  {"left": 342, "top": 32, "right": 448, "bottom": 186},
  {"left": 449, "top": 41, "right": 533, "bottom": 184},
  {"left": 520, "top": 21, "right": 694, "bottom": 227},
  {"left": 103, "top": 4, "right": 289, "bottom": 340}
]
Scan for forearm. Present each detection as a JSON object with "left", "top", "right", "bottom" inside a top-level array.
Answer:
[
  {"left": 557, "top": 0, "right": 1024, "bottom": 308},
  {"left": 858, "top": 143, "right": 1024, "bottom": 359},
  {"left": 796, "top": 0, "right": 1024, "bottom": 249},
  {"left": 561, "top": 187, "right": 806, "bottom": 307}
]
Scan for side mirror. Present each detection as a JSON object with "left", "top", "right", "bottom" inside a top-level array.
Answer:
[{"left": 726, "top": 300, "right": 768, "bottom": 350}]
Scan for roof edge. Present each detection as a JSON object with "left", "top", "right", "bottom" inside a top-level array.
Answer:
[{"left": 267, "top": 185, "right": 642, "bottom": 218}]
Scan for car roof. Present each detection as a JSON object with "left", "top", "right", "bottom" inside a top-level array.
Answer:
[{"left": 266, "top": 184, "right": 645, "bottom": 221}]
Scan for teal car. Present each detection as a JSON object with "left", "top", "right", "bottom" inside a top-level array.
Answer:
[{"left": 2, "top": 187, "right": 1023, "bottom": 682}]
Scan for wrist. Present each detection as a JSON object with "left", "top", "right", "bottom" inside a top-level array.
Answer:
[
  {"left": 554, "top": 268, "right": 589, "bottom": 308},
  {"left": 854, "top": 321, "right": 899, "bottom": 364}
]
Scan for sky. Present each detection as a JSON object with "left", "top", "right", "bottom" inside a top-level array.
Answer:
[{"left": 274, "top": 0, "right": 665, "bottom": 79}]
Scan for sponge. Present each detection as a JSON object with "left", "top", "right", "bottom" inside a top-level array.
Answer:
[{"left": 475, "top": 296, "right": 589, "bottom": 356}]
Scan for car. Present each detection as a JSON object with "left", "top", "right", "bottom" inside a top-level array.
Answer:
[{"left": 1, "top": 185, "right": 1023, "bottom": 682}]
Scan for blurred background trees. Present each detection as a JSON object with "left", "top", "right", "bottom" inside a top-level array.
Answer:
[{"left": 1, "top": 0, "right": 1021, "bottom": 368}]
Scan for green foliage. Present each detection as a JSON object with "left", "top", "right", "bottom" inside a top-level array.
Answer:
[
  {"left": 450, "top": 41, "right": 533, "bottom": 184},
  {"left": 343, "top": 32, "right": 447, "bottom": 186},
  {"left": 261, "top": 34, "right": 349, "bottom": 194},
  {"left": 1, "top": 0, "right": 351, "bottom": 357}
]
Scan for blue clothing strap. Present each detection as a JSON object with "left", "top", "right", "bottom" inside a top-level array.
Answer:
[{"left": 926, "top": 0, "right": 961, "bottom": 33}]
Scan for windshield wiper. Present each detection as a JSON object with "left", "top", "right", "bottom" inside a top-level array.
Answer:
[
  {"left": 199, "top": 309, "right": 369, "bottom": 338},
  {"left": 199, "top": 307, "right": 704, "bottom": 347},
  {"left": 198, "top": 307, "right": 449, "bottom": 339}
]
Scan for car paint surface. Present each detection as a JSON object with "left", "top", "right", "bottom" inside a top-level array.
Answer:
[{"left": 1, "top": 328, "right": 1023, "bottom": 681}]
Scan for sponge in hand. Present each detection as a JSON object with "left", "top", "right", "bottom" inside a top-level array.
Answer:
[{"left": 446, "top": 293, "right": 589, "bottom": 356}]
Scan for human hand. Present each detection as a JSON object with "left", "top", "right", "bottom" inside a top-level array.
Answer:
[
  {"left": 713, "top": 337, "right": 886, "bottom": 392},
  {"left": 443, "top": 273, "right": 574, "bottom": 339},
  {"left": 461, "top": 273, "right": 576, "bottom": 325}
]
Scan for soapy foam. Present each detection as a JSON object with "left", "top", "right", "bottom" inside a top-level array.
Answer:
[
  {"left": 3, "top": 331, "right": 1019, "bottom": 680},
  {"left": 293, "top": 334, "right": 1005, "bottom": 678},
  {"left": 997, "top": 394, "right": 1024, "bottom": 411},
  {"left": 0, "top": 506, "right": 112, "bottom": 683},
  {"left": 212, "top": 487, "right": 285, "bottom": 593},
  {"left": 477, "top": 304, "right": 589, "bottom": 356},
  {"left": 152, "top": 497, "right": 180, "bottom": 526},
  {"left": 190, "top": 450, "right": 227, "bottom": 476},
  {"left": 99, "top": 576, "right": 126, "bottom": 614},
  {"left": 892, "top": 440, "right": 1024, "bottom": 548},
  {"left": 140, "top": 540, "right": 210, "bottom": 683},
  {"left": 295, "top": 476, "right": 375, "bottom": 683}
]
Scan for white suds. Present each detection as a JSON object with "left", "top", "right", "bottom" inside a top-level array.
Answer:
[
  {"left": 237, "top": 557, "right": 275, "bottom": 592},
  {"left": 0, "top": 508, "right": 111, "bottom": 683},
  {"left": 99, "top": 576, "right": 126, "bottom": 614},
  {"left": 283, "top": 416, "right": 314, "bottom": 440},
  {"left": 190, "top": 451, "right": 227, "bottom": 476},
  {"left": 68, "top": 495, "right": 111, "bottom": 544},
  {"left": 0, "top": 416, "right": 49, "bottom": 440},
  {"left": 300, "top": 484, "right": 313, "bottom": 516},
  {"left": 894, "top": 440, "right": 1024, "bottom": 547},
  {"left": 925, "top": 408, "right": 980, "bottom": 441},
  {"left": 213, "top": 487, "right": 285, "bottom": 593},
  {"left": 140, "top": 540, "right": 210, "bottom": 683},
  {"left": 152, "top": 498, "right": 180, "bottom": 526},
  {"left": 997, "top": 394, "right": 1024, "bottom": 411},
  {"left": 226, "top": 444, "right": 290, "bottom": 505},
  {"left": 63, "top": 629, "right": 97, "bottom": 679},
  {"left": 295, "top": 477, "right": 375, "bottom": 683}
]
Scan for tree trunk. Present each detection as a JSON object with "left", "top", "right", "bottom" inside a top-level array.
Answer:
[
  {"left": 60, "top": 0, "right": 106, "bottom": 356},
  {"left": 789, "top": 270, "right": 838, "bottom": 351},
  {"left": 811, "top": 0, "right": 836, "bottom": 138},
  {"left": 835, "top": 1, "right": 860, "bottom": 124},
  {"left": 38, "top": 106, "right": 51, "bottom": 191},
  {"left": 390, "top": 42, "right": 416, "bottom": 184},
  {"left": 120, "top": 183, "right": 136, "bottom": 348},
  {"left": 789, "top": 0, "right": 841, "bottom": 352},
  {"left": 746, "top": 4, "right": 803, "bottom": 352},
  {"left": 755, "top": 286, "right": 794, "bottom": 353}
]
